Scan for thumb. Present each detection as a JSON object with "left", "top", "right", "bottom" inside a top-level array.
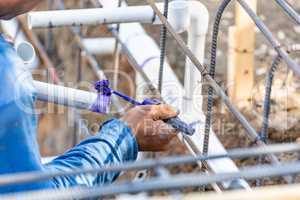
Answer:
[{"left": 149, "top": 104, "right": 179, "bottom": 121}]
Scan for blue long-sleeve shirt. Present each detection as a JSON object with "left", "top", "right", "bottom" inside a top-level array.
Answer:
[{"left": 0, "top": 34, "right": 138, "bottom": 194}]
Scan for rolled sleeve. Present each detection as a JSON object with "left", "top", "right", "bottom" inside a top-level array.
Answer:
[{"left": 45, "top": 118, "right": 138, "bottom": 188}]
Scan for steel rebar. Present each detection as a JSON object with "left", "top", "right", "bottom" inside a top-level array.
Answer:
[
  {"left": 157, "top": 0, "right": 169, "bottom": 93},
  {"left": 203, "top": 0, "right": 231, "bottom": 156},
  {"left": 148, "top": 0, "right": 294, "bottom": 183},
  {"left": 274, "top": 0, "right": 300, "bottom": 25},
  {"left": 0, "top": 143, "right": 299, "bottom": 187},
  {"left": 237, "top": 0, "right": 300, "bottom": 78},
  {"left": 3, "top": 160, "right": 300, "bottom": 200}
]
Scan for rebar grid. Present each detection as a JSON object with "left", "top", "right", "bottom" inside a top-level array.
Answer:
[
  {"left": 147, "top": 0, "right": 300, "bottom": 185},
  {"left": 0, "top": 143, "right": 299, "bottom": 196},
  {"left": 3, "top": 158, "right": 300, "bottom": 199},
  {"left": 148, "top": 0, "right": 284, "bottom": 169},
  {"left": 2, "top": 0, "right": 300, "bottom": 198}
]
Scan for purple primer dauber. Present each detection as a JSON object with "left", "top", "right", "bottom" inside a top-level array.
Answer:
[
  {"left": 91, "top": 80, "right": 195, "bottom": 136},
  {"left": 91, "top": 80, "right": 112, "bottom": 114}
]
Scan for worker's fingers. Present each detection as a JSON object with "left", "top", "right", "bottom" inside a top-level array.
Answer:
[
  {"left": 156, "top": 120, "right": 178, "bottom": 138},
  {"left": 153, "top": 120, "right": 177, "bottom": 151},
  {"left": 149, "top": 104, "right": 179, "bottom": 121},
  {"left": 141, "top": 121, "right": 177, "bottom": 151}
]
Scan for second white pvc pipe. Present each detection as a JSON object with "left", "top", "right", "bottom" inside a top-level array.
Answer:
[
  {"left": 28, "top": 6, "right": 162, "bottom": 29},
  {"left": 82, "top": 38, "right": 119, "bottom": 55}
]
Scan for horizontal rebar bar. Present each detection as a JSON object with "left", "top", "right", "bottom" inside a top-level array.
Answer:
[
  {"left": 3, "top": 159, "right": 300, "bottom": 200},
  {"left": 274, "top": 0, "right": 300, "bottom": 25},
  {"left": 0, "top": 143, "right": 299, "bottom": 187}
]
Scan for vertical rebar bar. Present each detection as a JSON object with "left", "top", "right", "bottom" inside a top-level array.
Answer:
[
  {"left": 261, "top": 56, "right": 282, "bottom": 144},
  {"left": 112, "top": 0, "right": 122, "bottom": 90},
  {"left": 158, "top": 0, "right": 169, "bottom": 93},
  {"left": 203, "top": 0, "right": 232, "bottom": 156},
  {"left": 257, "top": 55, "right": 282, "bottom": 186}
]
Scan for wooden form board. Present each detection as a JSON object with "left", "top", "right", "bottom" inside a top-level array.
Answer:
[
  {"left": 150, "top": 183, "right": 300, "bottom": 200},
  {"left": 227, "top": 1, "right": 257, "bottom": 106}
]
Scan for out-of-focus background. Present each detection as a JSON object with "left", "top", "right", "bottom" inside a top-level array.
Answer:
[{"left": 2, "top": 0, "right": 300, "bottom": 188}]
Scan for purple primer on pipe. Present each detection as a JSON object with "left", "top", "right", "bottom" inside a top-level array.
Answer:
[
  {"left": 90, "top": 80, "right": 195, "bottom": 135},
  {"left": 91, "top": 80, "right": 112, "bottom": 114}
]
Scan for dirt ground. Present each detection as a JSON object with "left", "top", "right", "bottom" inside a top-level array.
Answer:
[{"left": 29, "top": 0, "right": 300, "bottom": 191}]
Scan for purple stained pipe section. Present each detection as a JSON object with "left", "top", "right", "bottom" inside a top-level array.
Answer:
[
  {"left": 91, "top": 80, "right": 141, "bottom": 114},
  {"left": 91, "top": 80, "right": 112, "bottom": 114}
]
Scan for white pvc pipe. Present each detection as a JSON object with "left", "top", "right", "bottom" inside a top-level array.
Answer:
[
  {"left": 82, "top": 2, "right": 189, "bottom": 55},
  {"left": 183, "top": 1, "right": 209, "bottom": 114},
  {"left": 168, "top": 0, "right": 189, "bottom": 34},
  {"left": 82, "top": 38, "right": 119, "bottom": 55},
  {"left": 1, "top": 19, "right": 39, "bottom": 68},
  {"left": 98, "top": 0, "right": 250, "bottom": 190},
  {"left": 33, "top": 81, "right": 97, "bottom": 111},
  {"left": 28, "top": 6, "right": 162, "bottom": 29}
]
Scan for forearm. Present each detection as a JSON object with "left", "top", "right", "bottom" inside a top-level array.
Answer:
[{"left": 44, "top": 119, "right": 138, "bottom": 188}]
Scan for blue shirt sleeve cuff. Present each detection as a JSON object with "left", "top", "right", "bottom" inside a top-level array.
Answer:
[{"left": 98, "top": 118, "right": 138, "bottom": 162}]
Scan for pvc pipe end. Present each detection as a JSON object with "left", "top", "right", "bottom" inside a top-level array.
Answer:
[
  {"left": 169, "top": 0, "right": 189, "bottom": 34},
  {"left": 15, "top": 41, "right": 36, "bottom": 64},
  {"left": 188, "top": 1, "right": 209, "bottom": 35}
]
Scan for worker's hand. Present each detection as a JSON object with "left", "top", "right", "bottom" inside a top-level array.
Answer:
[
  {"left": 121, "top": 105, "right": 179, "bottom": 151},
  {"left": 0, "top": 0, "right": 41, "bottom": 20}
]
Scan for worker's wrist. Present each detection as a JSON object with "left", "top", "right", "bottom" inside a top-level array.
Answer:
[{"left": 99, "top": 118, "right": 138, "bottom": 162}]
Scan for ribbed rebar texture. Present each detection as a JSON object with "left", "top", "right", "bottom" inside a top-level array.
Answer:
[
  {"left": 4, "top": 160, "right": 300, "bottom": 200},
  {"left": 203, "top": 0, "right": 232, "bottom": 155},
  {"left": 0, "top": 143, "right": 299, "bottom": 188},
  {"left": 257, "top": 45, "right": 300, "bottom": 186},
  {"left": 256, "top": 55, "right": 282, "bottom": 187},
  {"left": 261, "top": 55, "right": 282, "bottom": 143},
  {"left": 261, "top": 45, "right": 300, "bottom": 144},
  {"left": 158, "top": 0, "right": 169, "bottom": 93}
]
